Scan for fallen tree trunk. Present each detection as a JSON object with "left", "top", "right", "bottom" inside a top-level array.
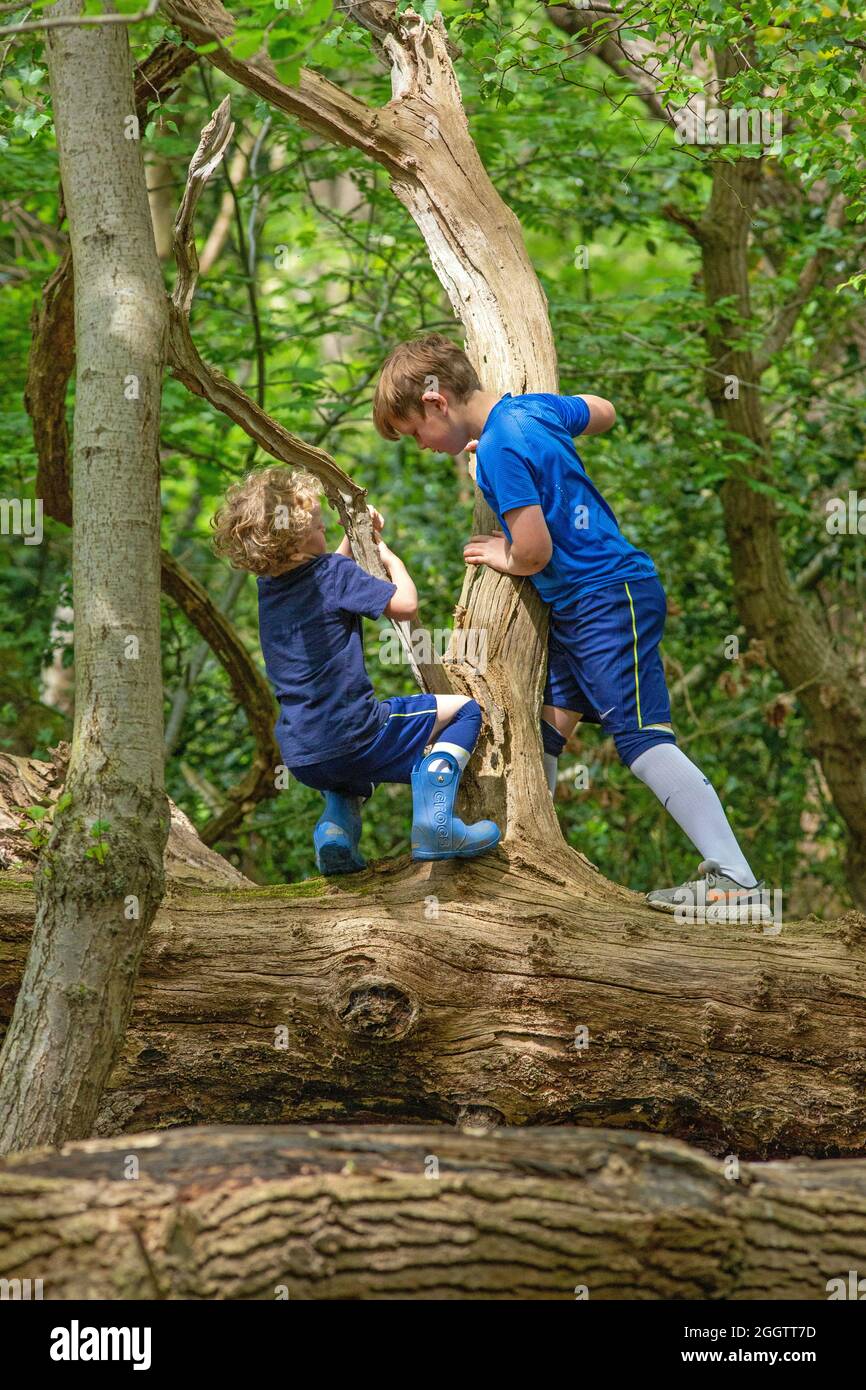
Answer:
[
  {"left": 2, "top": 858, "right": 864, "bottom": 1158},
  {"left": 1, "top": 1122, "right": 865, "bottom": 1299},
  {"left": 0, "top": 750, "right": 252, "bottom": 889}
]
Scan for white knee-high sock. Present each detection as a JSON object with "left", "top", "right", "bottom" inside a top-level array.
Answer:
[
  {"left": 427, "top": 741, "right": 471, "bottom": 773},
  {"left": 630, "top": 743, "right": 757, "bottom": 886},
  {"left": 544, "top": 752, "right": 558, "bottom": 796}
]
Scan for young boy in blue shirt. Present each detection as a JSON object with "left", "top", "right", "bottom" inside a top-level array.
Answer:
[
  {"left": 373, "top": 333, "right": 768, "bottom": 923},
  {"left": 211, "top": 465, "right": 500, "bottom": 874}
]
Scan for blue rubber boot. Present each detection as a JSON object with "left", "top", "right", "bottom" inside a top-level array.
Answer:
[
  {"left": 313, "top": 791, "right": 366, "bottom": 875},
  {"left": 411, "top": 751, "right": 501, "bottom": 861}
]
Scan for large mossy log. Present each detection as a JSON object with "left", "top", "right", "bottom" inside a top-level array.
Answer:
[
  {"left": 2, "top": 854, "right": 865, "bottom": 1159},
  {"left": 1, "top": 1123, "right": 865, "bottom": 1299}
]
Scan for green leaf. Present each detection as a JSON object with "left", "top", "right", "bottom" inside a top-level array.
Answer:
[
  {"left": 16, "top": 110, "right": 50, "bottom": 138},
  {"left": 229, "top": 29, "right": 265, "bottom": 61},
  {"left": 274, "top": 56, "right": 303, "bottom": 86}
]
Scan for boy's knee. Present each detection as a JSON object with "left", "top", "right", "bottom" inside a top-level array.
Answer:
[
  {"left": 436, "top": 698, "right": 483, "bottom": 756},
  {"left": 436, "top": 693, "right": 471, "bottom": 720},
  {"left": 441, "top": 696, "right": 482, "bottom": 729},
  {"left": 616, "top": 725, "right": 677, "bottom": 768}
]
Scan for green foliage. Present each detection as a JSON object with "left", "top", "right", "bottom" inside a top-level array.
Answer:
[
  {"left": 14, "top": 791, "right": 71, "bottom": 851},
  {"left": 85, "top": 820, "right": 112, "bottom": 865},
  {"left": 16, "top": 802, "right": 52, "bottom": 851}
]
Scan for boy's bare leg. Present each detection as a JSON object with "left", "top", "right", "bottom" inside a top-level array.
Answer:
[
  {"left": 430, "top": 693, "right": 472, "bottom": 741},
  {"left": 542, "top": 704, "right": 581, "bottom": 796}
]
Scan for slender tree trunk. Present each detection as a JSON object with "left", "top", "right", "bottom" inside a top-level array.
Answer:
[
  {"left": 0, "top": 0, "right": 170, "bottom": 1153},
  {"left": 3, "top": 1123, "right": 866, "bottom": 1299}
]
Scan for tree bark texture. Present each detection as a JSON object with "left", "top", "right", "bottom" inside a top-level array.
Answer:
[
  {"left": 2, "top": 865, "right": 865, "bottom": 1158},
  {"left": 24, "top": 37, "right": 196, "bottom": 529},
  {"left": 2, "top": 1123, "right": 865, "bottom": 1299}
]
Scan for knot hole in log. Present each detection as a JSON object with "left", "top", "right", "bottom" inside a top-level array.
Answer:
[
  {"left": 456, "top": 1104, "right": 505, "bottom": 1134},
  {"left": 336, "top": 978, "right": 417, "bottom": 1041}
]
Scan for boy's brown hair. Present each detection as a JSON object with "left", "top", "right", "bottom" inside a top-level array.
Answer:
[
  {"left": 211, "top": 466, "right": 321, "bottom": 577},
  {"left": 373, "top": 332, "right": 482, "bottom": 440}
]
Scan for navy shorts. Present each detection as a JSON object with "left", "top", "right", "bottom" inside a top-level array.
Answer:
[
  {"left": 289, "top": 693, "right": 438, "bottom": 798},
  {"left": 543, "top": 574, "right": 677, "bottom": 767}
]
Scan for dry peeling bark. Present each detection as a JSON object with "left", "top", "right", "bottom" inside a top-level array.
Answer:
[
  {"left": 2, "top": 861, "right": 865, "bottom": 1158},
  {"left": 2, "top": 1123, "right": 865, "bottom": 1299}
]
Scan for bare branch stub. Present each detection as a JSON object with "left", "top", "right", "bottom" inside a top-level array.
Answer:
[{"left": 172, "top": 94, "right": 236, "bottom": 316}]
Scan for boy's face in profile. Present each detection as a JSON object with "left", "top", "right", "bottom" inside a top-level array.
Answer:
[
  {"left": 294, "top": 501, "right": 327, "bottom": 560},
  {"left": 391, "top": 389, "right": 471, "bottom": 457}
]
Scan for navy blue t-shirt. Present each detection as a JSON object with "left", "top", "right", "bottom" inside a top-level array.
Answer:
[
  {"left": 474, "top": 392, "right": 656, "bottom": 611},
  {"left": 257, "top": 552, "right": 397, "bottom": 766}
]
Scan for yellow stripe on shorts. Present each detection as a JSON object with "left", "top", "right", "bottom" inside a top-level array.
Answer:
[{"left": 624, "top": 581, "right": 642, "bottom": 728}]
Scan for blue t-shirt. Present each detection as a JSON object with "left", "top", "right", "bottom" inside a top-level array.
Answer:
[
  {"left": 257, "top": 552, "right": 397, "bottom": 766},
  {"left": 474, "top": 392, "right": 656, "bottom": 611}
]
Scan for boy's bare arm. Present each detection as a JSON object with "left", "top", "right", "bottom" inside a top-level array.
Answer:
[
  {"left": 578, "top": 394, "right": 616, "bottom": 435},
  {"left": 464, "top": 505, "right": 552, "bottom": 577},
  {"left": 378, "top": 541, "right": 419, "bottom": 621}
]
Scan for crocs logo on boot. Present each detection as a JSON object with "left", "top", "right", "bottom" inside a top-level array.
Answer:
[{"left": 433, "top": 790, "right": 449, "bottom": 841}]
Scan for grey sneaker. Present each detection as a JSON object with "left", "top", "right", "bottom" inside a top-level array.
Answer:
[{"left": 646, "top": 859, "right": 771, "bottom": 924}]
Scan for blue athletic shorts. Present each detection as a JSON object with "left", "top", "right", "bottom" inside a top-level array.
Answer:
[
  {"left": 543, "top": 574, "right": 676, "bottom": 767},
  {"left": 289, "top": 693, "right": 438, "bottom": 798}
]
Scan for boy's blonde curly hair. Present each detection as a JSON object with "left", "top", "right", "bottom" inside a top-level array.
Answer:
[{"left": 211, "top": 466, "right": 321, "bottom": 576}]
